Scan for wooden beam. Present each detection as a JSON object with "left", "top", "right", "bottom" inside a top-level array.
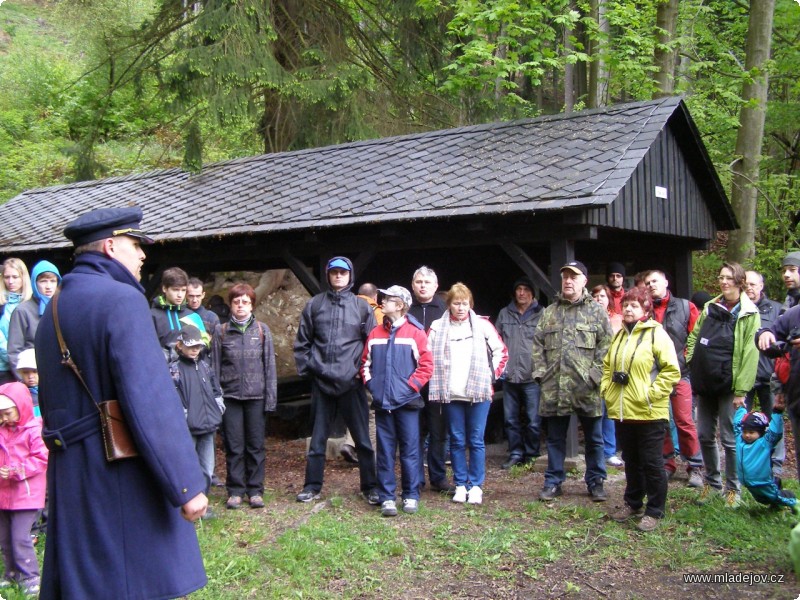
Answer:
[
  {"left": 549, "top": 238, "right": 575, "bottom": 295},
  {"left": 673, "top": 251, "right": 693, "bottom": 299},
  {"left": 281, "top": 248, "right": 321, "bottom": 295},
  {"left": 497, "top": 239, "right": 557, "bottom": 299}
]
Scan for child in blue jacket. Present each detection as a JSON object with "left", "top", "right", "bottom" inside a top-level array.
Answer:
[{"left": 734, "top": 395, "right": 797, "bottom": 510}]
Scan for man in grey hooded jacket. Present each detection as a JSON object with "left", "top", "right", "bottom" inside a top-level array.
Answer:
[{"left": 294, "top": 256, "right": 378, "bottom": 503}]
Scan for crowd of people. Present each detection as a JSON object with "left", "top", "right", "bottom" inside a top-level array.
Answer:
[{"left": 2, "top": 205, "right": 800, "bottom": 597}]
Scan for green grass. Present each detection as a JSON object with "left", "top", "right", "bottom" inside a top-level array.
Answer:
[
  {"left": 185, "top": 484, "right": 800, "bottom": 598},
  {"left": 4, "top": 478, "right": 800, "bottom": 598},
  {"left": 0, "top": 1, "right": 63, "bottom": 55}
]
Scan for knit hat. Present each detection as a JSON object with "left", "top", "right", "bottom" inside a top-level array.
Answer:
[
  {"left": 782, "top": 252, "right": 800, "bottom": 268},
  {"left": 741, "top": 411, "right": 769, "bottom": 432},
  {"left": 512, "top": 277, "right": 535, "bottom": 295},
  {"left": 606, "top": 262, "right": 626, "bottom": 277},
  {"left": 690, "top": 291, "right": 712, "bottom": 311}
]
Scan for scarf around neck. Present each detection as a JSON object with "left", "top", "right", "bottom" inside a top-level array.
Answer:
[{"left": 428, "top": 309, "right": 494, "bottom": 403}]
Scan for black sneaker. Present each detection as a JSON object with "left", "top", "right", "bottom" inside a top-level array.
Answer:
[
  {"left": 365, "top": 489, "right": 380, "bottom": 505},
  {"left": 589, "top": 483, "right": 608, "bottom": 502},
  {"left": 296, "top": 489, "right": 321, "bottom": 503},
  {"left": 538, "top": 485, "right": 563, "bottom": 501},
  {"left": 502, "top": 456, "right": 523, "bottom": 469},
  {"left": 430, "top": 480, "right": 456, "bottom": 494}
]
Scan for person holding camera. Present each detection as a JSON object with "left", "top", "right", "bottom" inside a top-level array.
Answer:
[{"left": 601, "top": 288, "right": 680, "bottom": 532}]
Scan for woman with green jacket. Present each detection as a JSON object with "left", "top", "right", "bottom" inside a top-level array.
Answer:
[
  {"left": 686, "top": 261, "right": 760, "bottom": 508},
  {"left": 602, "top": 287, "right": 680, "bottom": 531}
]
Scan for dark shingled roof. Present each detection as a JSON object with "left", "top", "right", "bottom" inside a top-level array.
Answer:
[{"left": 0, "top": 96, "right": 730, "bottom": 253}]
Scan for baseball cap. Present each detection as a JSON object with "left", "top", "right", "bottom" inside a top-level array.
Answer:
[
  {"left": 560, "top": 260, "right": 588, "bottom": 278},
  {"left": 16, "top": 348, "right": 37, "bottom": 372},
  {"left": 178, "top": 325, "right": 206, "bottom": 348},
  {"left": 378, "top": 285, "right": 412, "bottom": 307},
  {"left": 326, "top": 258, "right": 351, "bottom": 271}
]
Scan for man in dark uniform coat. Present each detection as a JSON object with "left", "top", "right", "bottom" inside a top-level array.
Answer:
[{"left": 35, "top": 207, "right": 208, "bottom": 600}]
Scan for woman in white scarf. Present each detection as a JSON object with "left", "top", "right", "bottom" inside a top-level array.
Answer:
[{"left": 428, "top": 283, "right": 507, "bottom": 505}]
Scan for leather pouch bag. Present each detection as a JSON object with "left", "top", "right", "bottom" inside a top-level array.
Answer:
[{"left": 98, "top": 400, "right": 139, "bottom": 461}]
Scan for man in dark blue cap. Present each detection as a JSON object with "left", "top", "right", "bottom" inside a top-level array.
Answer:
[
  {"left": 34, "top": 207, "right": 208, "bottom": 599},
  {"left": 294, "top": 255, "right": 379, "bottom": 504}
]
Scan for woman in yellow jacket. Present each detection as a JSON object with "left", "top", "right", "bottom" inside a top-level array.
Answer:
[{"left": 601, "top": 288, "right": 681, "bottom": 531}]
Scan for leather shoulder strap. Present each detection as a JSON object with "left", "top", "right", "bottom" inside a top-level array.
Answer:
[{"left": 52, "top": 289, "right": 100, "bottom": 408}]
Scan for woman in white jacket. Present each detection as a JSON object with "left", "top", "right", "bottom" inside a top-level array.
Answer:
[{"left": 428, "top": 283, "right": 508, "bottom": 505}]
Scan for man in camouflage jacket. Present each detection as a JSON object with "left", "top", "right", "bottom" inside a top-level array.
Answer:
[{"left": 532, "top": 260, "right": 613, "bottom": 503}]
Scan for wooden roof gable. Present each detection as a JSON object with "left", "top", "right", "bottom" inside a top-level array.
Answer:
[{"left": 0, "top": 96, "right": 733, "bottom": 253}]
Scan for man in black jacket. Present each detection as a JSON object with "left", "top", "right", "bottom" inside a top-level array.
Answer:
[
  {"left": 408, "top": 266, "right": 453, "bottom": 493},
  {"left": 294, "top": 256, "right": 378, "bottom": 503}
]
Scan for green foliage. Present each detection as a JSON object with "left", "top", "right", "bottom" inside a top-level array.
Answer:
[{"left": 0, "top": 0, "right": 798, "bottom": 281}]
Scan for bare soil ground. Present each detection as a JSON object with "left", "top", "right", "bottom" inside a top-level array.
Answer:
[{"left": 210, "top": 423, "right": 800, "bottom": 599}]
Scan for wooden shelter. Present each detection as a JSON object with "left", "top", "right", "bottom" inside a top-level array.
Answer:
[{"left": 0, "top": 96, "right": 735, "bottom": 314}]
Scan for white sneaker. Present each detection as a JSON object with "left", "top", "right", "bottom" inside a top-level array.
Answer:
[
  {"left": 467, "top": 486, "right": 483, "bottom": 505},
  {"left": 452, "top": 486, "right": 468, "bottom": 503},
  {"left": 381, "top": 500, "right": 398, "bottom": 517},
  {"left": 606, "top": 455, "right": 624, "bottom": 467},
  {"left": 402, "top": 498, "right": 418, "bottom": 514}
]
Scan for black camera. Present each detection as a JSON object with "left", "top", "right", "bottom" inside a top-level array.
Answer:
[{"left": 612, "top": 371, "right": 629, "bottom": 385}]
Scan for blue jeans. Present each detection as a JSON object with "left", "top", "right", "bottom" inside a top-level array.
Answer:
[
  {"left": 601, "top": 400, "right": 616, "bottom": 458},
  {"left": 503, "top": 381, "right": 541, "bottom": 459},
  {"left": 542, "top": 414, "right": 606, "bottom": 488},
  {"left": 375, "top": 405, "right": 421, "bottom": 501},
  {"left": 446, "top": 400, "right": 491, "bottom": 489},
  {"left": 192, "top": 431, "right": 216, "bottom": 494}
]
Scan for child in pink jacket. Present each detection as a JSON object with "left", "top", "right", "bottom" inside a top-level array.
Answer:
[{"left": 0, "top": 381, "right": 48, "bottom": 596}]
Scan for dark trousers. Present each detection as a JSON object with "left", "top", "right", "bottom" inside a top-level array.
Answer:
[
  {"left": 503, "top": 381, "right": 542, "bottom": 459},
  {"left": 222, "top": 397, "right": 266, "bottom": 497},
  {"left": 419, "top": 397, "right": 449, "bottom": 487},
  {"left": 304, "top": 382, "right": 377, "bottom": 493},
  {"left": 618, "top": 420, "right": 668, "bottom": 518},
  {"left": 375, "top": 405, "right": 421, "bottom": 501}
]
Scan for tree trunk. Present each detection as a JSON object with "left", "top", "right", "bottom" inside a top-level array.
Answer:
[
  {"left": 564, "top": 22, "right": 574, "bottom": 113},
  {"left": 727, "top": 0, "right": 775, "bottom": 263},
  {"left": 653, "top": 0, "right": 679, "bottom": 98},
  {"left": 587, "top": 0, "right": 609, "bottom": 108}
]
